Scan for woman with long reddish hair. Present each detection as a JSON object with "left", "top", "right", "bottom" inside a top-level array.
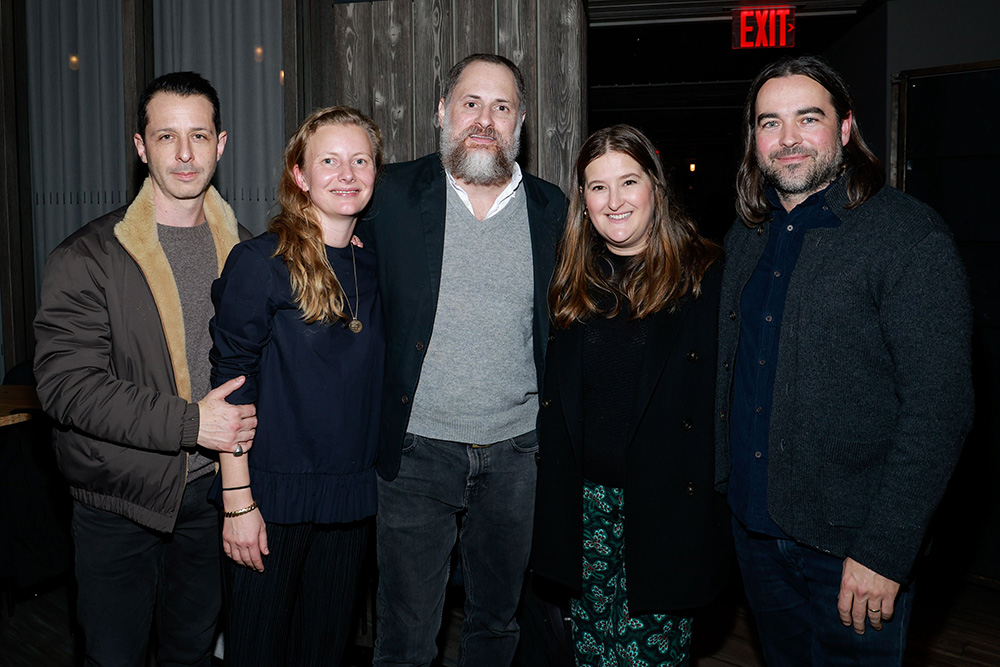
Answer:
[
  {"left": 209, "top": 106, "right": 384, "bottom": 665},
  {"left": 532, "top": 124, "right": 731, "bottom": 666}
]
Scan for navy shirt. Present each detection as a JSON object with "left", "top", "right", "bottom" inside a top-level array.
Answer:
[
  {"left": 728, "top": 185, "right": 840, "bottom": 536},
  {"left": 209, "top": 233, "right": 385, "bottom": 525}
]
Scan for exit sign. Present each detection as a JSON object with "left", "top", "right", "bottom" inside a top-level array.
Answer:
[{"left": 732, "top": 6, "right": 795, "bottom": 49}]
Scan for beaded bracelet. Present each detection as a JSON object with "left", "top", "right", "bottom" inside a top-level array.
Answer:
[{"left": 224, "top": 502, "right": 258, "bottom": 518}]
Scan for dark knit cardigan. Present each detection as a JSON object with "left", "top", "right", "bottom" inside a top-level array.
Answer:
[{"left": 715, "top": 177, "right": 974, "bottom": 583}]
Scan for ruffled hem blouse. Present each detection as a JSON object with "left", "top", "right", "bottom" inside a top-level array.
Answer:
[{"left": 209, "top": 232, "right": 385, "bottom": 524}]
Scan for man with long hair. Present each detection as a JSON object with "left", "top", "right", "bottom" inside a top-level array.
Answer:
[
  {"left": 34, "top": 72, "right": 255, "bottom": 666},
  {"left": 716, "top": 55, "right": 973, "bottom": 664},
  {"left": 362, "top": 54, "right": 567, "bottom": 665}
]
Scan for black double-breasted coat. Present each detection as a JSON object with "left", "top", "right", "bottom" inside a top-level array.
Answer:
[{"left": 531, "top": 262, "right": 732, "bottom": 614}]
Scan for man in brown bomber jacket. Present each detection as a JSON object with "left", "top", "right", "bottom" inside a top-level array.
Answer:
[{"left": 33, "top": 72, "right": 255, "bottom": 667}]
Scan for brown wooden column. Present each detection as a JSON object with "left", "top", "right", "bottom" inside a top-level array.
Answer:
[
  {"left": 122, "top": 0, "right": 154, "bottom": 199},
  {"left": 0, "top": 0, "right": 35, "bottom": 373}
]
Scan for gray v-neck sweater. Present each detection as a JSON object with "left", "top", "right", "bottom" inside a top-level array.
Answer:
[{"left": 406, "top": 183, "right": 537, "bottom": 445}]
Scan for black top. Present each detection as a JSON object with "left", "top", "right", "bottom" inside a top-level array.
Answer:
[
  {"left": 533, "top": 261, "right": 733, "bottom": 614},
  {"left": 209, "top": 233, "right": 385, "bottom": 524},
  {"left": 581, "top": 252, "right": 650, "bottom": 487}
]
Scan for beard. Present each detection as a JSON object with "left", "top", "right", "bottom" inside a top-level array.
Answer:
[
  {"left": 758, "top": 143, "right": 844, "bottom": 200},
  {"left": 440, "top": 113, "right": 521, "bottom": 187}
]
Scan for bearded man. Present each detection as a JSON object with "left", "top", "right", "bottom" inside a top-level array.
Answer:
[
  {"left": 716, "top": 55, "right": 973, "bottom": 665},
  {"left": 362, "top": 54, "right": 567, "bottom": 666}
]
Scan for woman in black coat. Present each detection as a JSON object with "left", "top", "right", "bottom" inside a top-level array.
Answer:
[{"left": 531, "top": 125, "right": 732, "bottom": 666}]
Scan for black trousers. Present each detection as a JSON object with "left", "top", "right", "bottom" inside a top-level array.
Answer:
[
  {"left": 72, "top": 474, "right": 221, "bottom": 667},
  {"left": 224, "top": 518, "right": 370, "bottom": 667}
]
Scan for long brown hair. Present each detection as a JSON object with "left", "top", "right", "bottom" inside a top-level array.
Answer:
[
  {"left": 270, "top": 106, "right": 383, "bottom": 324},
  {"left": 736, "top": 55, "right": 884, "bottom": 226},
  {"left": 549, "top": 124, "right": 719, "bottom": 329}
]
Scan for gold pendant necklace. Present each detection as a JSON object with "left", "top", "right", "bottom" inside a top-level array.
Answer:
[{"left": 343, "top": 243, "right": 362, "bottom": 334}]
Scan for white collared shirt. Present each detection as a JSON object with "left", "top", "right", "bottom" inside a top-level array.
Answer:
[{"left": 445, "top": 162, "right": 524, "bottom": 220}]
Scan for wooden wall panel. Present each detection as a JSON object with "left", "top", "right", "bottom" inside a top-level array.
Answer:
[
  {"left": 372, "top": 0, "right": 413, "bottom": 162},
  {"left": 411, "top": 0, "right": 451, "bottom": 158},
  {"left": 536, "top": 0, "right": 585, "bottom": 192},
  {"left": 328, "top": 2, "right": 373, "bottom": 114},
  {"left": 303, "top": 0, "right": 582, "bottom": 192},
  {"left": 453, "top": 0, "right": 496, "bottom": 59},
  {"left": 0, "top": 0, "right": 35, "bottom": 370},
  {"left": 497, "top": 0, "right": 537, "bottom": 171}
]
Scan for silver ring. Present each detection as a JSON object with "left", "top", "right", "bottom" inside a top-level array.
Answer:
[{"left": 234, "top": 444, "right": 244, "bottom": 457}]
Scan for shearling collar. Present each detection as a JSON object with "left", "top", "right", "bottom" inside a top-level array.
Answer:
[{"left": 114, "top": 178, "right": 241, "bottom": 400}]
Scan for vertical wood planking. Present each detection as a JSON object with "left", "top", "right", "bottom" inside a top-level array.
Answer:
[
  {"left": 372, "top": 0, "right": 413, "bottom": 162},
  {"left": 497, "top": 0, "right": 537, "bottom": 172},
  {"left": 536, "top": 0, "right": 584, "bottom": 193},
  {"left": 412, "top": 0, "right": 451, "bottom": 158},
  {"left": 329, "top": 2, "right": 373, "bottom": 114},
  {"left": 453, "top": 0, "right": 496, "bottom": 61},
  {"left": 304, "top": 0, "right": 583, "bottom": 181}
]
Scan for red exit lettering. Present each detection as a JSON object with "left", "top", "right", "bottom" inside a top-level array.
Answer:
[{"left": 732, "top": 6, "right": 795, "bottom": 49}]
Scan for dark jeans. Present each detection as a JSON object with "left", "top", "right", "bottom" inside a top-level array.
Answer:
[
  {"left": 374, "top": 430, "right": 538, "bottom": 667},
  {"left": 732, "top": 517, "right": 913, "bottom": 666},
  {"left": 224, "top": 519, "right": 370, "bottom": 667},
  {"left": 72, "top": 474, "right": 221, "bottom": 667}
]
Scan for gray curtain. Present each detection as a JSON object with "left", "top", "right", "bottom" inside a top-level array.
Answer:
[
  {"left": 26, "top": 0, "right": 283, "bottom": 302},
  {"left": 26, "top": 0, "right": 127, "bottom": 297},
  {"left": 154, "top": 0, "right": 284, "bottom": 235}
]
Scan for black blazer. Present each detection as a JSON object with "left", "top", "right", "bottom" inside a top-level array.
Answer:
[
  {"left": 531, "top": 261, "right": 732, "bottom": 615},
  {"left": 361, "top": 154, "right": 567, "bottom": 480}
]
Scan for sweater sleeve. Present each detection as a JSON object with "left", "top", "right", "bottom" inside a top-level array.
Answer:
[
  {"left": 845, "top": 228, "right": 974, "bottom": 582},
  {"left": 33, "top": 243, "right": 191, "bottom": 452},
  {"left": 209, "top": 240, "right": 276, "bottom": 405}
]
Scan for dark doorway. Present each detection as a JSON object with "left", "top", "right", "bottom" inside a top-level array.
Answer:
[
  {"left": 587, "top": 12, "right": 868, "bottom": 242},
  {"left": 893, "top": 61, "right": 1000, "bottom": 584}
]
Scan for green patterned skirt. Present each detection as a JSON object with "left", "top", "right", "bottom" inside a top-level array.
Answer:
[{"left": 571, "top": 480, "right": 692, "bottom": 667}]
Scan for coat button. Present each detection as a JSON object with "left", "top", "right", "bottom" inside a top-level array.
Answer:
[
  {"left": 686, "top": 350, "right": 698, "bottom": 363},
  {"left": 415, "top": 341, "right": 425, "bottom": 351},
  {"left": 401, "top": 395, "right": 410, "bottom": 405},
  {"left": 541, "top": 398, "right": 552, "bottom": 408},
  {"left": 685, "top": 482, "right": 697, "bottom": 496},
  {"left": 719, "top": 410, "right": 727, "bottom": 421},
  {"left": 729, "top": 310, "right": 737, "bottom": 321},
  {"left": 681, "top": 418, "right": 693, "bottom": 431},
  {"left": 548, "top": 334, "right": 556, "bottom": 343}
]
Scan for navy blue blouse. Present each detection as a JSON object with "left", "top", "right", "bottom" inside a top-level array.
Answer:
[{"left": 209, "top": 233, "right": 385, "bottom": 525}]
